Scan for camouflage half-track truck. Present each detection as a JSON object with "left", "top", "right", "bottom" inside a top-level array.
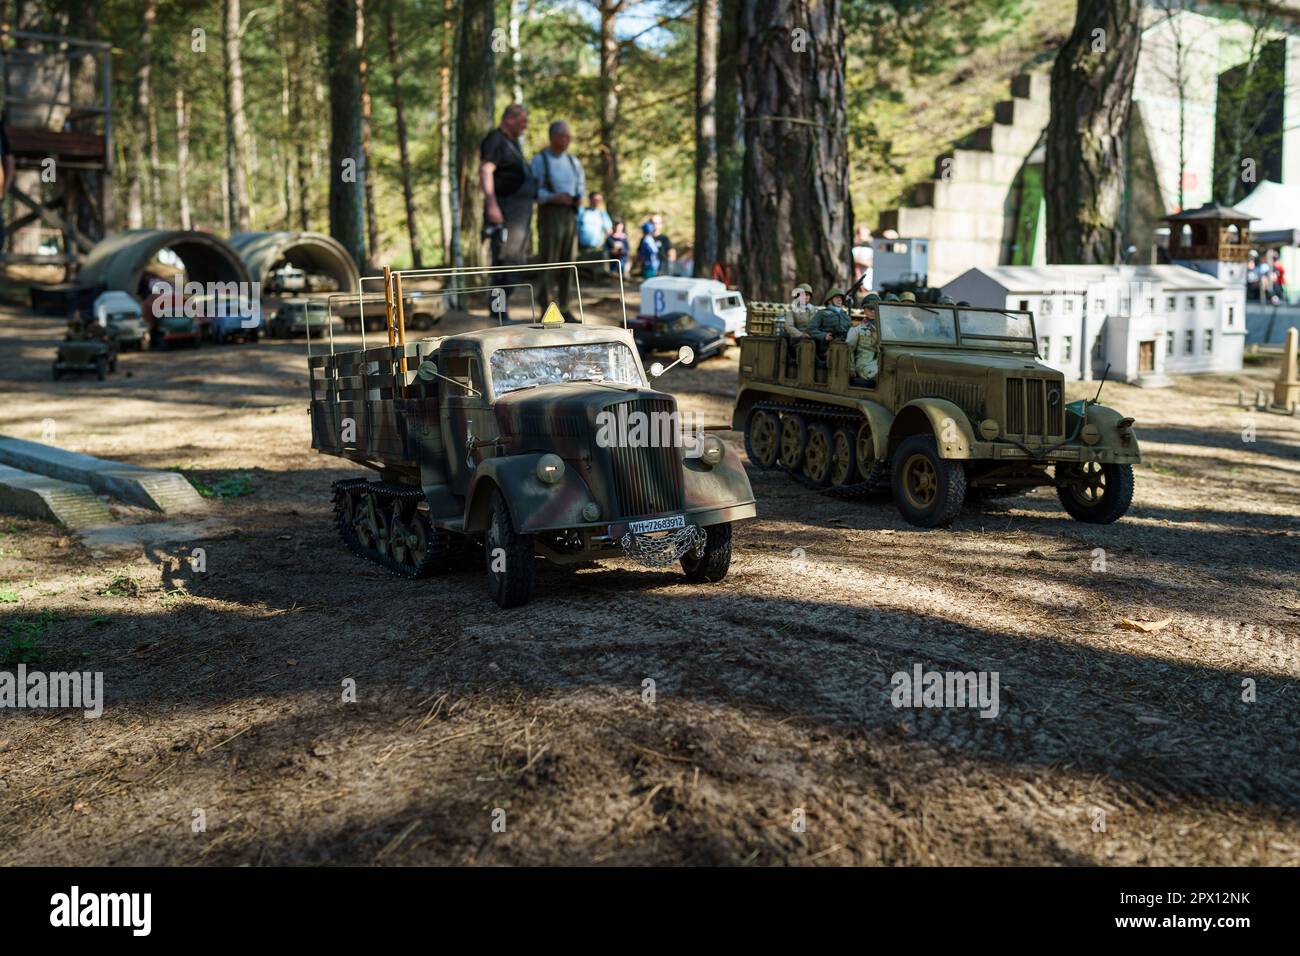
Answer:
[
  {"left": 309, "top": 270, "right": 756, "bottom": 607},
  {"left": 733, "top": 300, "right": 1140, "bottom": 528}
]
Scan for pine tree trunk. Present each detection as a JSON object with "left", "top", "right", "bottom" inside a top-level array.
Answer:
[
  {"left": 438, "top": 0, "right": 454, "bottom": 264},
  {"left": 715, "top": 0, "right": 744, "bottom": 283},
  {"left": 739, "top": 0, "right": 851, "bottom": 303},
  {"left": 454, "top": 0, "right": 494, "bottom": 270},
  {"left": 1044, "top": 0, "right": 1142, "bottom": 264},
  {"left": 385, "top": 5, "right": 423, "bottom": 268},
  {"left": 357, "top": 0, "right": 379, "bottom": 266},
  {"left": 693, "top": 0, "right": 719, "bottom": 277},
  {"left": 289, "top": 0, "right": 310, "bottom": 230},
  {"left": 328, "top": 0, "right": 367, "bottom": 268},
  {"left": 224, "top": 0, "right": 253, "bottom": 232},
  {"left": 135, "top": 0, "right": 161, "bottom": 228},
  {"left": 597, "top": 1, "right": 622, "bottom": 211},
  {"left": 131, "top": 0, "right": 157, "bottom": 228},
  {"left": 175, "top": 83, "right": 192, "bottom": 230}
]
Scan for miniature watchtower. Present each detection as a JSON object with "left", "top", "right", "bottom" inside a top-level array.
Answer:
[
  {"left": 1162, "top": 203, "right": 1255, "bottom": 284},
  {"left": 1, "top": 26, "right": 113, "bottom": 279}
]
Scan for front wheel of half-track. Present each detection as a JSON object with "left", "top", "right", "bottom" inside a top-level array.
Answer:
[
  {"left": 485, "top": 489, "right": 535, "bottom": 607},
  {"left": 891, "top": 434, "right": 967, "bottom": 528},
  {"left": 680, "top": 522, "right": 732, "bottom": 583},
  {"left": 1056, "top": 461, "right": 1134, "bottom": 524}
]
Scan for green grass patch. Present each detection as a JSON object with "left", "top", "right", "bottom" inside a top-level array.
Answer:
[
  {"left": 0, "top": 588, "right": 18, "bottom": 603},
  {"left": 170, "top": 465, "right": 255, "bottom": 499},
  {"left": 101, "top": 572, "right": 141, "bottom": 598},
  {"left": 1, "top": 611, "right": 63, "bottom": 665}
]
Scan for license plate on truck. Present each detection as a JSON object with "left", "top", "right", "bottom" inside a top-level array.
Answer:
[{"left": 627, "top": 514, "right": 685, "bottom": 535}]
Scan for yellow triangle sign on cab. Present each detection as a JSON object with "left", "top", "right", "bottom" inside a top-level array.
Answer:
[{"left": 541, "top": 301, "right": 564, "bottom": 326}]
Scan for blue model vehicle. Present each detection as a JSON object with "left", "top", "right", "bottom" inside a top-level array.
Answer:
[{"left": 191, "top": 293, "right": 263, "bottom": 344}]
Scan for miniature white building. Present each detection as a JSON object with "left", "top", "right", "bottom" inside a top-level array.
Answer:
[
  {"left": 941, "top": 264, "right": 1245, "bottom": 383},
  {"left": 942, "top": 203, "right": 1250, "bottom": 383}
]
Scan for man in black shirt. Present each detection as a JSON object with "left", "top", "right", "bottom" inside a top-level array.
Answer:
[{"left": 478, "top": 104, "right": 536, "bottom": 317}]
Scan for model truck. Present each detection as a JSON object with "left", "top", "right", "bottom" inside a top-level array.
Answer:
[
  {"left": 733, "top": 298, "right": 1140, "bottom": 528},
  {"left": 639, "top": 276, "right": 747, "bottom": 338},
  {"left": 309, "top": 272, "right": 756, "bottom": 607}
]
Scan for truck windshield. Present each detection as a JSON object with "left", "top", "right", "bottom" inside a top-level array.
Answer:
[
  {"left": 490, "top": 343, "right": 644, "bottom": 395},
  {"left": 877, "top": 304, "right": 956, "bottom": 345},
  {"left": 957, "top": 308, "right": 1035, "bottom": 350}
]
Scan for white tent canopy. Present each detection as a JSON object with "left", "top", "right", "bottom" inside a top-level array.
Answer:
[{"left": 1237, "top": 181, "right": 1300, "bottom": 239}]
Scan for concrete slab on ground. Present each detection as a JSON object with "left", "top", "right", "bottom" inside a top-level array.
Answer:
[
  {"left": 0, "top": 435, "right": 204, "bottom": 513},
  {"left": 0, "top": 463, "right": 113, "bottom": 528}
]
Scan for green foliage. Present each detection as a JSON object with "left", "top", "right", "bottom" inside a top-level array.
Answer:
[
  {"left": 170, "top": 465, "right": 254, "bottom": 498},
  {"left": 1, "top": 611, "right": 62, "bottom": 665}
]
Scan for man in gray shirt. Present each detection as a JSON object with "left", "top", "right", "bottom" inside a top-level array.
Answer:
[{"left": 530, "top": 120, "right": 585, "bottom": 319}]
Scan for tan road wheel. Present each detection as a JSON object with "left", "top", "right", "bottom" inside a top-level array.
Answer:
[
  {"left": 353, "top": 495, "right": 389, "bottom": 556},
  {"left": 389, "top": 501, "right": 429, "bottom": 572},
  {"left": 744, "top": 409, "right": 779, "bottom": 468},
  {"left": 890, "top": 434, "right": 967, "bottom": 528},
  {"left": 779, "top": 414, "right": 808, "bottom": 471},
  {"left": 802, "top": 424, "right": 833, "bottom": 485},
  {"left": 829, "top": 428, "right": 857, "bottom": 487}
]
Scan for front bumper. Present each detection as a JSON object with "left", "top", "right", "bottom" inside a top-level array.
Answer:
[{"left": 979, "top": 440, "right": 1140, "bottom": 465}]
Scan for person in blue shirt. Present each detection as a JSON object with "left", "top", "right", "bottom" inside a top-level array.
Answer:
[
  {"left": 637, "top": 222, "right": 661, "bottom": 279},
  {"left": 530, "top": 120, "right": 585, "bottom": 318},
  {"left": 577, "top": 191, "right": 613, "bottom": 252}
]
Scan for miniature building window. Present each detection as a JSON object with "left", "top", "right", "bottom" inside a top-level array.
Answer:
[
  {"left": 1180, "top": 224, "right": 1193, "bottom": 245},
  {"left": 1166, "top": 331, "right": 1175, "bottom": 355},
  {"left": 1120, "top": 297, "right": 1130, "bottom": 313},
  {"left": 1186, "top": 296, "right": 1196, "bottom": 310},
  {"left": 1166, "top": 295, "right": 1176, "bottom": 310},
  {"left": 1039, "top": 336, "right": 1050, "bottom": 360},
  {"left": 1018, "top": 299, "right": 1030, "bottom": 311},
  {"left": 1204, "top": 330, "right": 1214, "bottom": 353},
  {"left": 1206, "top": 295, "right": 1215, "bottom": 308},
  {"left": 1228, "top": 306, "right": 1236, "bottom": 326},
  {"left": 1064, "top": 299, "right": 1075, "bottom": 313},
  {"left": 1062, "top": 336, "right": 1073, "bottom": 361},
  {"left": 1226, "top": 225, "right": 1240, "bottom": 243},
  {"left": 1041, "top": 298, "right": 1053, "bottom": 315},
  {"left": 1147, "top": 297, "right": 1156, "bottom": 311},
  {"left": 1185, "top": 330, "right": 1195, "bottom": 354}
]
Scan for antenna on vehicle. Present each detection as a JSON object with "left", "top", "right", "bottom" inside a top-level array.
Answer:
[{"left": 1091, "top": 363, "right": 1111, "bottom": 405}]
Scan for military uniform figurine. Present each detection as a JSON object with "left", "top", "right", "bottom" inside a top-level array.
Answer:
[
  {"left": 846, "top": 295, "right": 880, "bottom": 385},
  {"left": 786, "top": 282, "right": 816, "bottom": 339},
  {"left": 807, "top": 288, "right": 852, "bottom": 341}
]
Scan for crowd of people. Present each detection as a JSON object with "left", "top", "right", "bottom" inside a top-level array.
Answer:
[
  {"left": 476, "top": 103, "right": 697, "bottom": 320},
  {"left": 1249, "top": 249, "right": 1287, "bottom": 304}
]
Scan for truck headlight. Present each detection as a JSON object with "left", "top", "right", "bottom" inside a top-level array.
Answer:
[
  {"left": 536, "top": 454, "right": 565, "bottom": 484},
  {"left": 701, "top": 435, "right": 725, "bottom": 465}
]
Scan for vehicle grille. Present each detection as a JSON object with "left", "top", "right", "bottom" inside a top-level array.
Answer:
[
  {"left": 1005, "top": 377, "right": 1065, "bottom": 439},
  {"left": 901, "top": 378, "right": 986, "bottom": 422},
  {"left": 603, "top": 398, "right": 685, "bottom": 519}
]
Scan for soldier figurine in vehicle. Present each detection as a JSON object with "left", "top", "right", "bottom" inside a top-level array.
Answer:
[
  {"left": 735, "top": 296, "right": 1140, "bottom": 528},
  {"left": 310, "top": 265, "right": 756, "bottom": 607}
]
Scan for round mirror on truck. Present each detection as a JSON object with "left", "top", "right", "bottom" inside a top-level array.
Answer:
[
  {"left": 678, "top": 345, "right": 696, "bottom": 366},
  {"left": 649, "top": 361, "right": 666, "bottom": 378}
]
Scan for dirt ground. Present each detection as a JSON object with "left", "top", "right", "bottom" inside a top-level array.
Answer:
[{"left": 1, "top": 295, "right": 1297, "bottom": 866}]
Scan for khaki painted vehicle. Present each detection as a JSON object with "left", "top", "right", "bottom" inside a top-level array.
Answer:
[
  {"left": 309, "top": 267, "right": 756, "bottom": 607},
  {"left": 54, "top": 322, "right": 119, "bottom": 381},
  {"left": 733, "top": 299, "right": 1140, "bottom": 528}
]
